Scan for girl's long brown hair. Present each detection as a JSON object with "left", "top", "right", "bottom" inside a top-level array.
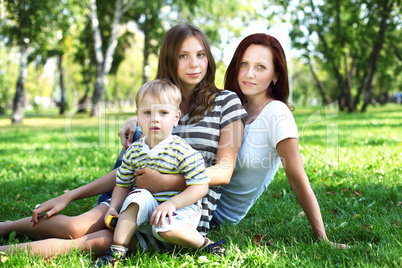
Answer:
[
  {"left": 156, "top": 24, "right": 220, "bottom": 122},
  {"left": 224, "top": 33, "right": 292, "bottom": 109}
]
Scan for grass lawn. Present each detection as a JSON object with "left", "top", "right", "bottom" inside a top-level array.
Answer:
[{"left": 0, "top": 104, "right": 401, "bottom": 267}]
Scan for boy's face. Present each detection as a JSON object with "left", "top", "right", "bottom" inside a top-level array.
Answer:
[{"left": 136, "top": 94, "right": 180, "bottom": 148}]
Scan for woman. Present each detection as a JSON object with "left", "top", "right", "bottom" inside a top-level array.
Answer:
[
  {"left": 212, "top": 33, "right": 346, "bottom": 247},
  {"left": 0, "top": 24, "right": 246, "bottom": 256}
]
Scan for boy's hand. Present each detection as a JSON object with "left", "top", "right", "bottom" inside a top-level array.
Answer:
[
  {"left": 150, "top": 201, "right": 176, "bottom": 228},
  {"left": 105, "top": 208, "right": 119, "bottom": 229}
]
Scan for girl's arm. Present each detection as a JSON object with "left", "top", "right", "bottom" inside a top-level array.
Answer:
[
  {"left": 31, "top": 169, "right": 117, "bottom": 224},
  {"left": 118, "top": 116, "right": 138, "bottom": 150},
  {"left": 208, "top": 119, "right": 244, "bottom": 186},
  {"left": 134, "top": 119, "right": 244, "bottom": 192}
]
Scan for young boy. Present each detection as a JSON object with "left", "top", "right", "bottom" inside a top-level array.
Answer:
[{"left": 93, "top": 79, "right": 216, "bottom": 267}]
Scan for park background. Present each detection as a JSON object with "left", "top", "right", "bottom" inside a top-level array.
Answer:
[{"left": 0, "top": 0, "right": 401, "bottom": 267}]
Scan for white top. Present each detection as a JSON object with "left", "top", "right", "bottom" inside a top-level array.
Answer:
[{"left": 212, "top": 101, "right": 299, "bottom": 224}]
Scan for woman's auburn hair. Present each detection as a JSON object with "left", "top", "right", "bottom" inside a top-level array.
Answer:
[
  {"left": 156, "top": 24, "right": 220, "bottom": 122},
  {"left": 224, "top": 33, "right": 292, "bottom": 109}
]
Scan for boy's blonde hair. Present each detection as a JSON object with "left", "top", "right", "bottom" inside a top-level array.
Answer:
[{"left": 136, "top": 79, "right": 182, "bottom": 109}]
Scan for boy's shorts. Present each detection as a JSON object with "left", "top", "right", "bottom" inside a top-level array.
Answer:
[{"left": 103, "top": 188, "right": 201, "bottom": 248}]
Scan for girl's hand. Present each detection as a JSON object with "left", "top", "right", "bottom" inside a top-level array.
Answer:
[
  {"left": 31, "top": 192, "right": 73, "bottom": 226},
  {"left": 150, "top": 201, "right": 176, "bottom": 228},
  {"left": 118, "top": 117, "right": 138, "bottom": 150},
  {"left": 135, "top": 168, "right": 165, "bottom": 193}
]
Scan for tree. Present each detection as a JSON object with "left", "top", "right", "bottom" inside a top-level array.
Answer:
[
  {"left": 277, "top": 0, "right": 400, "bottom": 111},
  {"left": 0, "top": 43, "right": 19, "bottom": 115},
  {"left": 123, "top": 0, "right": 244, "bottom": 86},
  {"left": 1, "top": 0, "right": 63, "bottom": 123},
  {"left": 89, "top": 0, "right": 137, "bottom": 116}
]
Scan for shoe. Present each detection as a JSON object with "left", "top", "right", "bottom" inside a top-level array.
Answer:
[
  {"left": 91, "top": 248, "right": 125, "bottom": 268},
  {"left": 201, "top": 238, "right": 226, "bottom": 256}
]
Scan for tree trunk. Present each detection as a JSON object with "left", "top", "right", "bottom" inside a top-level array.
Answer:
[
  {"left": 361, "top": 0, "right": 390, "bottom": 112},
  {"left": 11, "top": 40, "right": 29, "bottom": 124},
  {"left": 353, "top": 69, "right": 369, "bottom": 110},
  {"left": 91, "top": 66, "right": 105, "bottom": 116},
  {"left": 89, "top": 0, "right": 124, "bottom": 117},
  {"left": 343, "top": 49, "right": 354, "bottom": 112},
  {"left": 58, "top": 53, "right": 66, "bottom": 115},
  {"left": 114, "top": 78, "right": 120, "bottom": 110},
  {"left": 78, "top": 57, "right": 94, "bottom": 113},
  {"left": 77, "top": 79, "right": 91, "bottom": 113},
  {"left": 307, "top": 60, "right": 331, "bottom": 105},
  {"left": 143, "top": 31, "right": 150, "bottom": 84}
]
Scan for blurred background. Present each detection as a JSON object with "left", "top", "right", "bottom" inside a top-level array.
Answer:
[{"left": 0, "top": 0, "right": 400, "bottom": 124}]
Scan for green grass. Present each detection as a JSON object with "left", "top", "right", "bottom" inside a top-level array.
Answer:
[{"left": 0, "top": 104, "right": 401, "bottom": 267}]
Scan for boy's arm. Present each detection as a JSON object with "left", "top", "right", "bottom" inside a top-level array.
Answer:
[
  {"left": 105, "top": 185, "right": 132, "bottom": 226},
  {"left": 105, "top": 147, "right": 136, "bottom": 225},
  {"left": 109, "top": 185, "right": 132, "bottom": 212},
  {"left": 150, "top": 184, "right": 208, "bottom": 227},
  {"left": 167, "top": 184, "right": 208, "bottom": 210}
]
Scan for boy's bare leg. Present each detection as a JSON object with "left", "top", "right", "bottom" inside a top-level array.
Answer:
[
  {"left": 0, "top": 204, "right": 109, "bottom": 240},
  {"left": 112, "top": 203, "right": 139, "bottom": 247},
  {"left": 158, "top": 224, "right": 205, "bottom": 249}
]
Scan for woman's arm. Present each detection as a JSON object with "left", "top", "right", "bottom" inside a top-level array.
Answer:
[
  {"left": 134, "top": 119, "right": 244, "bottom": 192},
  {"left": 276, "top": 138, "right": 328, "bottom": 241},
  {"left": 31, "top": 168, "right": 117, "bottom": 224}
]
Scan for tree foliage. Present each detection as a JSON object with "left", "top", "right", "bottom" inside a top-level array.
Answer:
[
  {"left": 278, "top": 0, "right": 401, "bottom": 111},
  {"left": 1, "top": 0, "right": 72, "bottom": 122}
]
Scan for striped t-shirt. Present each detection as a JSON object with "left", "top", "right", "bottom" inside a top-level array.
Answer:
[
  {"left": 171, "top": 90, "right": 248, "bottom": 235},
  {"left": 116, "top": 135, "right": 210, "bottom": 202}
]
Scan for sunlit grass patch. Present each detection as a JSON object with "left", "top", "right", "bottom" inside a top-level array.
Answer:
[{"left": 1, "top": 104, "right": 401, "bottom": 267}]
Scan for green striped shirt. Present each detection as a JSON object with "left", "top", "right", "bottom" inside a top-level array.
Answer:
[{"left": 116, "top": 135, "right": 210, "bottom": 202}]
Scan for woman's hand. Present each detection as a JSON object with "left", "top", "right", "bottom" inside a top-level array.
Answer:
[
  {"left": 118, "top": 117, "right": 138, "bottom": 150},
  {"left": 320, "top": 239, "right": 349, "bottom": 250},
  {"left": 31, "top": 192, "right": 73, "bottom": 226}
]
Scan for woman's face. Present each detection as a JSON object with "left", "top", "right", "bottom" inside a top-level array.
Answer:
[
  {"left": 177, "top": 36, "right": 208, "bottom": 93},
  {"left": 237, "top": 44, "right": 277, "bottom": 101}
]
